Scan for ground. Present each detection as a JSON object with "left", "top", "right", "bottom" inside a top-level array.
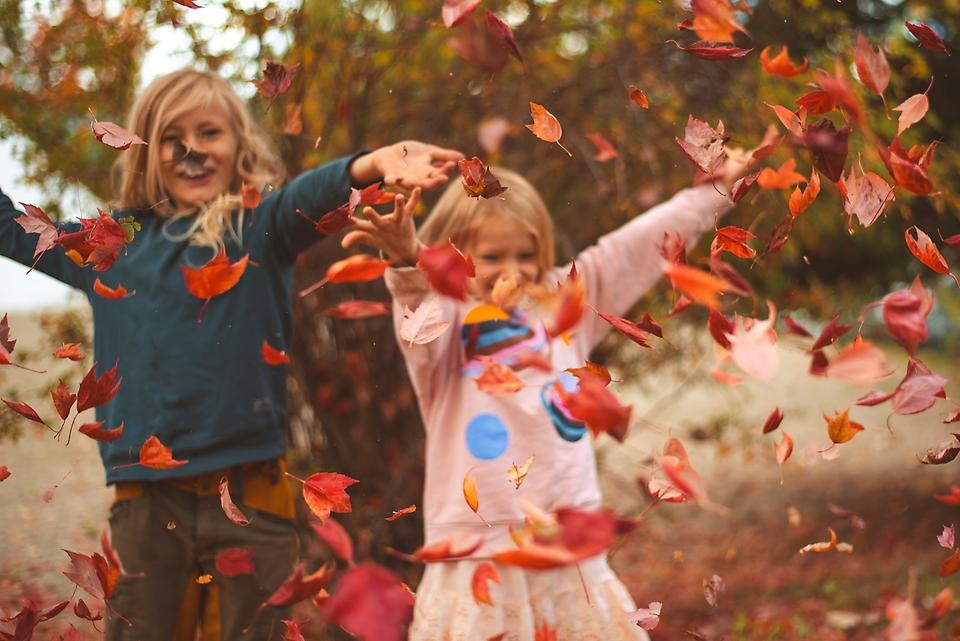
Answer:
[{"left": 1, "top": 310, "right": 957, "bottom": 639}]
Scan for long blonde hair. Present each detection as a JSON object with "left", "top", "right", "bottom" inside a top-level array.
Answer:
[
  {"left": 112, "top": 69, "right": 285, "bottom": 251},
  {"left": 419, "top": 167, "right": 556, "bottom": 279}
]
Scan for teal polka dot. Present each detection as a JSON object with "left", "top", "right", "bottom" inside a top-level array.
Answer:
[{"left": 465, "top": 414, "right": 509, "bottom": 460}]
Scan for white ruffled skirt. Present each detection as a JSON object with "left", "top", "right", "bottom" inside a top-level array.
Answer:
[{"left": 409, "top": 555, "right": 650, "bottom": 641}]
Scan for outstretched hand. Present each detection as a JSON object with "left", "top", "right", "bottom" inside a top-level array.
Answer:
[
  {"left": 350, "top": 141, "right": 463, "bottom": 191},
  {"left": 342, "top": 187, "right": 422, "bottom": 266}
]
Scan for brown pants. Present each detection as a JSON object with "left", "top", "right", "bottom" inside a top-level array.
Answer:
[{"left": 104, "top": 460, "right": 297, "bottom": 641}]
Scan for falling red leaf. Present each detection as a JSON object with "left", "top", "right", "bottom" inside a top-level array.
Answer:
[
  {"left": 854, "top": 33, "right": 890, "bottom": 102},
  {"left": 802, "top": 119, "right": 851, "bottom": 182},
  {"left": 458, "top": 157, "right": 508, "bottom": 199},
  {"left": 935, "top": 486, "right": 960, "bottom": 506},
  {"left": 759, "top": 45, "right": 809, "bottom": 77},
  {"left": 241, "top": 182, "right": 261, "bottom": 209},
  {"left": 181, "top": 250, "right": 249, "bottom": 320},
  {"left": 14, "top": 202, "right": 59, "bottom": 265},
  {"left": 905, "top": 21, "right": 950, "bottom": 55},
  {"left": 730, "top": 171, "right": 760, "bottom": 202},
  {"left": 795, "top": 89, "right": 836, "bottom": 115},
  {"left": 132, "top": 435, "right": 187, "bottom": 469},
  {"left": 55, "top": 209, "right": 134, "bottom": 272},
  {"left": 667, "top": 39, "right": 753, "bottom": 59},
  {"left": 526, "top": 102, "right": 571, "bottom": 156},
  {"left": 824, "top": 340, "right": 893, "bottom": 387},
  {"left": 2, "top": 398, "right": 46, "bottom": 426},
  {"left": 825, "top": 408, "right": 865, "bottom": 444},
  {"left": 218, "top": 478, "right": 251, "bottom": 526},
  {"left": 406, "top": 536, "right": 484, "bottom": 562},
  {"left": 762, "top": 406, "right": 784, "bottom": 434},
  {"left": 712, "top": 224, "right": 756, "bottom": 259},
  {"left": 628, "top": 85, "right": 650, "bottom": 109},
  {"left": 471, "top": 562, "right": 501, "bottom": 606},
  {"left": 882, "top": 277, "right": 932, "bottom": 355},
  {"left": 286, "top": 472, "right": 358, "bottom": 522},
  {"left": 0, "top": 466, "right": 9, "bottom": 482},
  {"left": 545, "top": 270, "right": 586, "bottom": 339},
  {"left": 417, "top": 241, "right": 476, "bottom": 301},
  {"left": 893, "top": 80, "right": 932, "bottom": 137},
  {"left": 298, "top": 205, "right": 352, "bottom": 236},
  {"left": 810, "top": 315, "right": 852, "bottom": 352},
  {"left": 53, "top": 343, "right": 86, "bottom": 361},
  {"left": 93, "top": 278, "right": 134, "bottom": 300},
  {"left": 51, "top": 380, "right": 76, "bottom": 422},
  {"left": 758, "top": 158, "right": 807, "bottom": 190},
  {"left": 554, "top": 375, "right": 632, "bottom": 442},
  {"left": 299, "top": 254, "right": 389, "bottom": 298},
  {"left": 89, "top": 110, "right": 146, "bottom": 150},
  {"left": 781, "top": 315, "right": 813, "bottom": 338},
  {"left": 311, "top": 518, "right": 355, "bottom": 565},
  {"left": 442, "top": 0, "right": 482, "bottom": 28},
  {"left": 690, "top": 0, "right": 747, "bottom": 43},
  {"left": 261, "top": 340, "right": 290, "bottom": 366},
  {"left": 214, "top": 548, "right": 255, "bottom": 576},
  {"left": 78, "top": 420, "right": 125, "bottom": 442},
  {"left": 385, "top": 504, "right": 418, "bottom": 521},
  {"left": 905, "top": 226, "right": 957, "bottom": 284},
  {"left": 62, "top": 549, "right": 120, "bottom": 600},
  {"left": 663, "top": 262, "right": 731, "bottom": 309},
  {"left": 882, "top": 137, "right": 937, "bottom": 196},
  {"left": 774, "top": 430, "right": 793, "bottom": 485},
  {"left": 447, "top": 9, "right": 511, "bottom": 71},
  {"left": 252, "top": 61, "right": 301, "bottom": 99},
  {"left": 73, "top": 598, "right": 102, "bottom": 623},
  {"left": 595, "top": 310, "right": 654, "bottom": 348},
  {"left": 77, "top": 361, "right": 121, "bottom": 413},
  {"left": 788, "top": 168, "right": 821, "bottom": 218},
  {"left": 767, "top": 103, "right": 806, "bottom": 138},
  {"left": 283, "top": 103, "right": 303, "bottom": 136},
  {"left": 322, "top": 562, "right": 415, "bottom": 641},
  {"left": 484, "top": 10, "right": 523, "bottom": 63},
  {"left": 474, "top": 357, "right": 525, "bottom": 395},
  {"left": 266, "top": 562, "right": 335, "bottom": 607},
  {"left": 838, "top": 163, "right": 895, "bottom": 228},
  {"left": 629, "top": 602, "right": 663, "bottom": 631},
  {"left": 676, "top": 115, "right": 726, "bottom": 174},
  {"left": 585, "top": 132, "right": 620, "bottom": 163},
  {"left": 323, "top": 300, "right": 390, "bottom": 319},
  {"left": 170, "top": 0, "right": 202, "bottom": 8}
]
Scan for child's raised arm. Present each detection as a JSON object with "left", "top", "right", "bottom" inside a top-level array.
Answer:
[{"left": 349, "top": 141, "right": 463, "bottom": 191}]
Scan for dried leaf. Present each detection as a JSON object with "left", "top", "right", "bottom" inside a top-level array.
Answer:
[
  {"left": 759, "top": 45, "right": 809, "bottom": 77},
  {"left": 676, "top": 116, "right": 726, "bottom": 174},
  {"left": 218, "top": 478, "right": 251, "bottom": 526},
  {"left": 252, "top": 61, "right": 300, "bottom": 99},
  {"left": 385, "top": 505, "right": 417, "bottom": 521},
  {"left": 629, "top": 602, "right": 662, "bottom": 630},
  {"left": 666, "top": 40, "right": 753, "bottom": 60},
  {"left": 89, "top": 110, "right": 146, "bottom": 150},
  {"left": 506, "top": 454, "right": 535, "bottom": 489},
  {"left": 261, "top": 340, "right": 290, "bottom": 366},
  {"left": 526, "top": 102, "right": 571, "bottom": 156},
  {"left": 824, "top": 408, "right": 865, "bottom": 444},
  {"left": 139, "top": 435, "right": 188, "bottom": 469},
  {"left": 93, "top": 278, "right": 134, "bottom": 299},
  {"left": 417, "top": 240, "right": 476, "bottom": 301},
  {"left": 311, "top": 517, "right": 354, "bottom": 564},
  {"left": 458, "top": 157, "right": 508, "bottom": 199},
  {"left": 181, "top": 250, "right": 249, "bottom": 321},
  {"left": 854, "top": 33, "right": 890, "bottom": 100},
  {"left": 286, "top": 472, "right": 358, "bottom": 523},
  {"left": 323, "top": 300, "right": 390, "bottom": 319},
  {"left": 905, "top": 21, "right": 950, "bottom": 55},
  {"left": 399, "top": 297, "right": 452, "bottom": 347},
  {"left": 471, "top": 562, "right": 501, "bottom": 606}
]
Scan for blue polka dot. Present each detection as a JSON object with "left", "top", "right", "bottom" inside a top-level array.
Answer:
[{"left": 465, "top": 414, "right": 509, "bottom": 460}]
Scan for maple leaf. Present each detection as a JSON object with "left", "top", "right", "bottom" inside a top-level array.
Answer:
[
  {"left": 788, "top": 168, "right": 821, "bottom": 218},
  {"left": 458, "top": 157, "right": 508, "bottom": 199},
  {"left": 824, "top": 408, "right": 865, "bottom": 444},
  {"left": 417, "top": 241, "right": 476, "bottom": 301},
  {"left": 594, "top": 310, "right": 655, "bottom": 348},
  {"left": 299, "top": 254, "right": 389, "bottom": 297},
  {"left": 73, "top": 598, "right": 102, "bottom": 623},
  {"left": 385, "top": 504, "right": 417, "bottom": 521},
  {"left": 474, "top": 357, "right": 524, "bottom": 395},
  {"left": 261, "top": 340, "right": 290, "bottom": 366},
  {"left": 555, "top": 374, "right": 631, "bottom": 442},
  {"left": 767, "top": 103, "right": 806, "bottom": 138},
  {"left": 666, "top": 40, "right": 753, "bottom": 59},
  {"left": 0, "top": 600, "right": 70, "bottom": 641},
  {"left": 324, "top": 300, "right": 390, "bottom": 319},
  {"left": 286, "top": 472, "right": 358, "bottom": 523},
  {"left": 77, "top": 361, "right": 121, "bottom": 413},
  {"left": 298, "top": 205, "right": 352, "bottom": 236},
  {"left": 138, "top": 435, "right": 188, "bottom": 469},
  {"left": 824, "top": 338, "right": 894, "bottom": 387},
  {"left": 446, "top": 9, "right": 511, "bottom": 72},
  {"left": 691, "top": 0, "right": 747, "bottom": 43},
  {"left": 471, "top": 562, "right": 501, "bottom": 606},
  {"left": 51, "top": 380, "right": 76, "bottom": 423},
  {"left": 442, "top": 0, "right": 481, "bottom": 28},
  {"left": 810, "top": 315, "right": 852, "bottom": 352},
  {"left": 53, "top": 343, "right": 86, "bottom": 360},
  {"left": 854, "top": 33, "right": 890, "bottom": 103},
  {"left": 838, "top": 162, "right": 895, "bottom": 228},
  {"left": 726, "top": 302, "right": 779, "bottom": 380},
  {"left": 55, "top": 209, "right": 135, "bottom": 272},
  {"left": 403, "top": 536, "right": 484, "bottom": 562},
  {"left": 14, "top": 202, "right": 59, "bottom": 265},
  {"left": 252, "top": 61, "right": 300, "bottom": 99},
  {"left": 266, "top": 562, "right": 335, "bottom": 607},
  {"left": 629, "top": 602, "right": 662, "bottom": 630},
  {"left": 802, "top": 119, "right": 851, "bottom": 182},
  {"left": 322, "top": 562, "right": 415, "bottom": 641},
  {"left": 905, "top": 21, "right": 950, "bottom": 55},
  {"left": 78, "top": 420, "right": 125, "bottom": 442},
  {"left": 89, "top": 110, "right": 146, "bottom": 150},
  {"left": 711, "top": 224, "right": 756, "bottom": 259},
  {"left": 526, "top": 102, "right": 571, "bottom": 156},
  {"left": 181, "top": 250, "right": 250, "bottom": 320},
  {"left": 905, "top": 226, "right": 959, "bottom": 286},
  {"left": 311, "top": 517, "right": 355, "bottom": 564},
  {"left": 676, "top": 115, "right": 726, "bottom": 174},
  {"left": 918, "top": 436, "right": 960, "bottom": 465},
  {"left": 663, "top": 261, "right": 731, "bottom": 309},
  {"left": 759, "top": 45, "right": 809, "bottom": 77},
  {"left": 544, "top": 271, "right": 586, "bottom": 339},
  {"left": 399, "top": 297, "right": 451, "bottom": 347},
  {"left": 93, "top": 278, "right": 135, "bottom": 299},
  {"left": 757, "top": 157, "right": 807, "bottom": 190},
  {"left": 584, "top": 132, "right": 620, "bottom": 163},
  {"left": 215, "top": 548, "right": 256, "bottom": 576},
  {"left": 218, "top": 478, "right": 251, "bottom": 526},
  {"left": 62, "top": 549, "right": 120, "bottom": 600}
]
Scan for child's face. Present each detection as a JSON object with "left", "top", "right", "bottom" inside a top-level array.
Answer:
[
  {"left": 159, "top": 104, "right": 239, "bottom": 209},
  {"left": 467, "top": 212, "right": 541, "bottom": 305}
]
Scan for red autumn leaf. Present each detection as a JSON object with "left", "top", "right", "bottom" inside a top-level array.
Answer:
[
  {"left": 788, "top": 168, "right": 821, "bottom": 218},
  {"left": 905, "top": 21, "right": 950, "bottom": 55},
  {"left": 942, "top": 549, "right": 960, "bottom": 578},
  {"left": 446, "top": 9, "right": 511, "bottom": 72},
  {"left": 584, "top": 132, "right": 620, "bottom": 163},
  {"left": 882, "top": 277, "right": 932, "bottom": 355},
  {"left": 629, "top": 602, "right": 663, "bottom": 631},
  {"left": 663, "top": 261, "right": 731, "bottom": 309},
  {"left": 282, "top": 619, "right": 307, "bottom": 641},
  {"left": 0, "top": 600, "right": 72, "bottom": 641},
  {"left": 407, "top": 536, "right": 484, "bottom": 562},
  {"left": 2, "top": 398, "right": 46, "bottom": 426},
  {"left": 555, "top": 375, "right": 632, "bottom": 442},
  {"left": 905, "top": 226, "right": 957, "bottom": 283},
  {"left": 690, "top": 0, "right": 747, "bottom": 43},
  {"left": 838, "top": 163, "right": 895, "bottom": 228},
  {"left": 73, "top": 598, "right": 102, "bottom": 622},
  {"left": 218, "top": 478, "right": 251, "bottom": 526},
  {"left": 399, "top": 296, "right": 452, "bottom": 347},
  {"left": 711, "top": 224, "right": 756, "bottom": 259},
  {"left": 78, "top": 420, "right": 125, "bottom": 442},
  {"left": 417, "top": 240, "right": 476, "bottom": 301},
  {"left": 802, "top": 119, "right": 851, "bottom": 182},
  {"left": 62, "top": 549, "right": 119, "bottom": 600},
  {"left": 824, "top": 408, "right": 865, "bottom": 444},
  {"left": 267, "top": 562, "right": 335, "bottom": 607},
  {"left": 181, "top": 250, "right": 249, "bottom": 320},
  {"left": 323, "top": 300, "right": 390, "bottom": 319},
  {"left": 53, "top": 343, "right": 86, "bottom": 360},
  {"left": 77, "top": 361, "right": 121, "bottom": 413},
  {"left": 299, "top": 254, "right": 390, "bottom": 298},
  {"left": 51, "top": 380, "right": 76, "bottom": 422},
  {"left": 241, "top": 182, "right": 261, "bottom": 209},
  {"left": 93, "top": 278, "right": 134, "bottom": 299},
  {"left": 215, "top": 547, "right": 256, "bottom": 576},
  {"left": 781, "top": 315, "right": 813, "bottom": 338},
  {"left": 763, "top": 406, "right": 784, "bottom": 434},
  {"left": 757, "top": 158, "right": 807, "bottom": 190},
  {"left": 676, "top": 115, "right": 726, "bottom": 174},
  {"left": 810, "top": 315, "right": 853, "bottom": 352},
  {"left": 774, "top": 429, "right": 793, "bottom": 485},
  {"left": 135, "top": 435, "right": 188, "bottom": 469},
  {"left": 484, "top": 10, "right": 523, "bottom": 63},
  {"left": 882, "top": 137, "right": 936, "bottom": 196},
  {"left": 471, "top": 562, "right": 501, "bottom": 606},
  {"left": 0, "top": 314, "right": 15, "bottom": 366},
  {"left": 545, "top": 269, "right": 586, "bottom": 339},
  {"left": 759, "top": 45, "right": 809, "bottom": 77},
  {"left": 628, "top": 85, "right": 650, "bottom": 109},
  {"left": 730, "top": 170, "right": 760, "bottom": 203},
  {"left": 311, "top": 517, "right": 355, "bottom": 565},
  {"left": 824, "top": 340, "right": 893, "bottom": 387},
  {"left": 0, "top": 466, "right": 9, "bottom": 482},
  {"left": 385, "top": 504, "right": 418, "bottom": 521},
  {"left": 14, "top": 202, "right": 59, "bottom": 264},
  {"left": 474, "top": 357, "right": 525, "bottom": 395},
  {"left": 666, "top": 39, "right": 753, "bottom": 60},
  {"left": 442, "top": 0, "right": 481, "bottom": 28},
  {"left": 55, "top": 209, "right": 133, "bottom": 272},
  {"left": 918, "top": 436, "right": 960, "bottom": 465},
  {"left": 659, "top": 231, "right": 687, "bottom": 265},
  {"left": 355, "top": 182, "right": 395, "bottom": 207},
  {"left": 815, "top": 65, "right": 864, "bottom": 123},
  {"left": 89, "top": 110, "right": 146, "bottom": 150},
  {"left": 566, "top": 362, "right": 613, "bottom": 386},
  {"left": 854, "top": 33, "right": 890, "bottom": 102},
  {"left": 252, "top": 61, "right": 300, "bottom": 99},
  {"left": 458, "top": 156, "right": 508, "bottom": 199},
  {"left": 286, "top": 472, "right": 358, "bottom": 522},
  {"left": 795, "top": 88, "right": 836, "bottom": 115},
  {"left": 707, "top": 308, "right": 733, "bottom": 349},
  {"left": 261, "top": 340, "right": 290, "bottom": 366},
  {"left": 171, "top": 0, "right": 202, "bottom": 8},
  {"left": 595, "top": 310, "right": 654, "bottom": 348},
  {"left": 889, "top": 360, "right": 948, "bottom": 417},
  {"left": 935, "top": 486, "right": 960, "bottom": 506},
  {"left": 526, "top": 102, "right": 571, "bottom": 156},
  {"left": 767, "top": 103, "right": 807, "bottom": 139},
  {"left": 893, "top": 80, "right": 932, "bottom": 137},
  {"left": 298, "top": 205, "right": 352, "bottom": 236},
  {"left": 322, "top": 562, "right": 415, "bottom": 641}
]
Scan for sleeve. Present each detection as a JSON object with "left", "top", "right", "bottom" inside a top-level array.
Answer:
[
  {"left": 383, "top": 267, "right": 461, "bottom": 411},
  {"left": 567, "top": 184, "right": 733, "bottom": 354},
  {"left": 0, "top": 186, "right": 89, "bottom": 290},
  {"left": 258, "top": 153, "right": 368, "bottom": 263}
]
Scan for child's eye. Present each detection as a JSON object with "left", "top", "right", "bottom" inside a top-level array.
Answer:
[
  {"left": 519, "top": 253, "right": 536, "bottom": 261},
  {"left": 479, "top": 254, "right": 501, "bottom": 262},
  {"left": 202, "top": 129, "right": 221, "bottom": 138}
]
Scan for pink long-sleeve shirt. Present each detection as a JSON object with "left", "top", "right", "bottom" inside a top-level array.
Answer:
[{"left": 385, "top": 185, "right": 732, "bottom": 556}]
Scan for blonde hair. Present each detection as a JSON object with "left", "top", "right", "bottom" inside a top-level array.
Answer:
[
  {"left": 419, "top": 167, "right": 556, "bottom": 279},
  {"left": 112, "top": 69, "right": 285, "bottom": 251}
]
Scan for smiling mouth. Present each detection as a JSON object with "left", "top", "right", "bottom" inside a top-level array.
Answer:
[{"left": 179, "top": 165, "right": 213, "bottom": 180}]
